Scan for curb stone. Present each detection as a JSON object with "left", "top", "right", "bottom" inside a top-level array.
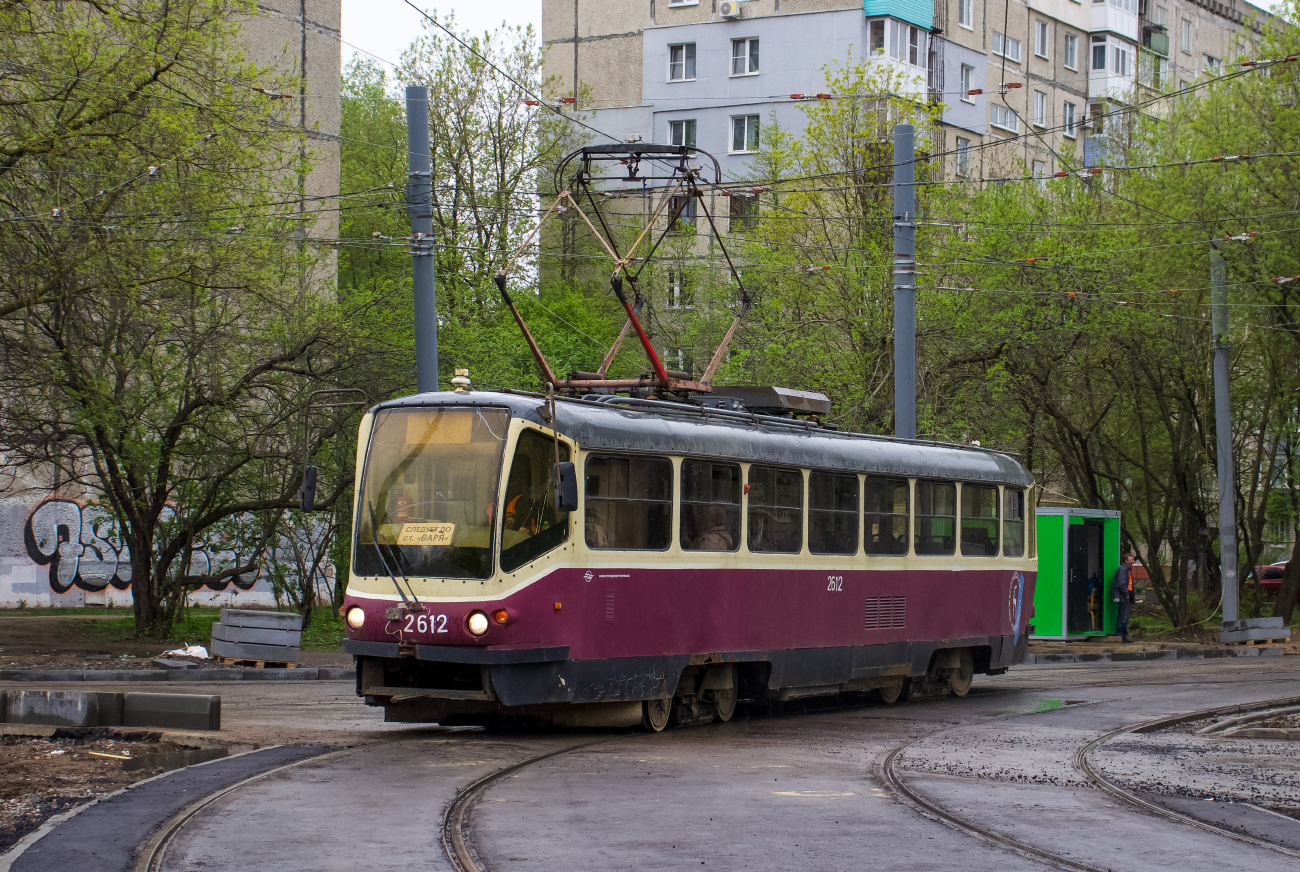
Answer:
[
  {"left": 0, "top": 667, "right": 354, "bottom": 682},
  {"left": 1025, "top": 646, "right": 1285, "bottom": 664}
]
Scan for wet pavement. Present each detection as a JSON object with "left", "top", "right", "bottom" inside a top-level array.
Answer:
[{"left": 4, "top": 658, "right": 1299, "bottom": 871}]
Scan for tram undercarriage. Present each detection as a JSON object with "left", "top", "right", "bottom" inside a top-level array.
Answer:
[{"left": 353, "top": 634, "right": 1022, "bottom": 730}]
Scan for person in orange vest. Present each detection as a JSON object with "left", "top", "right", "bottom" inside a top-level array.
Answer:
[{"left": 1112, "top": 553, "right": 1137, "bottom": 643}]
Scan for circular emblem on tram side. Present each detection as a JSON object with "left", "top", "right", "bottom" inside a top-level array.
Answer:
[
  {"left": 1008, "top": 571, "right": 1025, "bottom": 635},
  {"left": 584, "top": 570, "right": 593, "bottom": 583}
]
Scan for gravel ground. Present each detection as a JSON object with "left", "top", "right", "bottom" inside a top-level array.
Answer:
[{"left": 0, "top": 730, "right": 220, "bottom": 853}]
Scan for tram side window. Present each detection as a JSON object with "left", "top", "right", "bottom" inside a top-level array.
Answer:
[
  {"left": 681, "top": 459, "right": 741, "bottom": 551},
  {"left": 914, "top": 481, "right": 956, "bottom": 555},
  {"left": 810, "top": 471, "right": 859, "bottom": 555},
  {"left": 864, "top": 476, "right": 910, "bottom": 555},
  {"left": 585, "top": 455, "right": 673, "bottom": 550},
  {"left": 748, "top": 466, "right": 803, "bottom": 553},
  {"left": 960, "top": 484, "right": 1000, "bottom": 556},
  {"left": 1004, "top": 488, "right": 1026, "bottom": 558},
  {"left": 499, "top": 430, "right": 571, "bottom": 573}
]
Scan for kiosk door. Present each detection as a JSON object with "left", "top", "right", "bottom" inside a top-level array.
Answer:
[{"left": 1067, "top": 520, "right": 1105, "bottom": 634}]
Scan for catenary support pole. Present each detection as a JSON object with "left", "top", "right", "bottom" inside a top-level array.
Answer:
[
  {"left": 1211, "top": 245, "right": 1237, "bottom": 628},
  {"left": 893, "top": 124, "right": 916, "bottom": 440},
  {"left": 406, "top": 85, "right": 439, "bottom": 392}
]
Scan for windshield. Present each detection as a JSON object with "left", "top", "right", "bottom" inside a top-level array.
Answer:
[{"left": 353, "top": 407, "right": 509, "bottom": 580}]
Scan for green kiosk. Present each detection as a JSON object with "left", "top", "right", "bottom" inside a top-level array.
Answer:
[{"left": 1031, "top": 507, "right": 1122, "bottom": 639}]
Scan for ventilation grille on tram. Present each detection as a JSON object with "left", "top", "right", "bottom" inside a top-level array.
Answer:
[{"left": 864, "top": 596, "right": 907, "bottom": 629}]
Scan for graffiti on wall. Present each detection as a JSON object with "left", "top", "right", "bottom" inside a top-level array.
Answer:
[{"left": 22, "top": 498, "right": 261, "bottom": 595}]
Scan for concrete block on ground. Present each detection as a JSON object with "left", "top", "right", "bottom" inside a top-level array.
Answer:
[
  {"left": 123, "top": 692, "right": 220, "bottom": 730},
  {"left": 1259, "top": 646, "right": 1285, "bottom": 657},
  {"left": 1221, "top": 626, "right": 1292, "bottom": 643},
  {"left": 318, "top": 667, "right": 356, "bottom": 680},
  {"left": 1145, "top": 650, "right": 1177, "bottom": 661},
  {"left": 220, "top": 608, "right": 303, "bottom": 631},
  {"left": 1, "top": 690, "right": 124, "bottom": 727},
  {"left": 211, "top": 621, "right": 301, "bottom": 648},
  {"left": 210, "top": 637, "right": 299, "bottom": 664},
  {"left": 1176, "top": 649, "right": 1205, "bottom": 659}
]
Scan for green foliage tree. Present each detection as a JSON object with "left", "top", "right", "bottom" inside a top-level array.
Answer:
[{"left": 0, "top": 0, "right": 388, "bottom": 635}]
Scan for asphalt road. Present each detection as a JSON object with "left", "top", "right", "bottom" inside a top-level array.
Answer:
[
  {"left": 4, "top": 658, "right": 1298, "bottom": 871},
  {"left": 142, "top": 658, "right": 1300, "bottom": 872}
]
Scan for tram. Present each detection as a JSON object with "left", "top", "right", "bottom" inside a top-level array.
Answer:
[
  {"left": 335, "top": 143, "right": 1035, "bottom": 728},
  {"left": 339, "top": 388, "right": 1036, "bottom": 730}
]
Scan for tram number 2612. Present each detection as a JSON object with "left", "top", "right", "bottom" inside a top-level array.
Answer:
[
  {"left": 403, "top": 613, "right": 449, "bottom": 634},
  {"left": 826, "top": 576, "right": 844, "bottom": 592}
]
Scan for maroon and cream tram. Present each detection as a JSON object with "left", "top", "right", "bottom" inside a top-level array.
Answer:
[{"left": 339, "top": 389, "right": 1036, "bottom": 730}]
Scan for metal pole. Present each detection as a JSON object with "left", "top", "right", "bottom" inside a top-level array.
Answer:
[
  {"left": 406, "top": 85, "right": 439, "bottom": 392},
  {"left": 1211, "top": 246, "right": 1237, "bottom": 627},
  {"left": 893, "top": 123, "right": 916, "bottom": 440}
]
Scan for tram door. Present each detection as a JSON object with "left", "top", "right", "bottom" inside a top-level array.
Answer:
[{"left": 1066, "top": 520, "right": 1105, "bottom": 634}]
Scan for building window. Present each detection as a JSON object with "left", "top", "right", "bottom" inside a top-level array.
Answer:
[
  {"left": 1063, "top": 101, "right": 1077, "bottom": 138},
  {"left": 666, "top": 271, "right": 694, "bottom": 310},
  {"left": 731, "top": 114, "right": 759, "bottom": 152},
  {"left": 992, "top": 31, "right": 1021, "bottom": 63},
  {"left": 731, "top": 37, "right": 759, "bottom": 76},
  {"left": 1033, "top": 91, "right": 1047, "bottom": 126},
  {"left": 990, "top": 104, "right": 1019, "bottom": 132},
  {"left": 668, "top": 194, "right": 696, "bottom": 229},
  {"left": 1064, "top": 34, "right": 1078, "bottom": 70},
  {"left": 668, "top": 119, "right": 697, "bottom": 148},
  {"left": 668, "top": 43, "right": 696, "bottom": 81},
  {"left": 870, "top": 19, "right": 886, "bottom": 53},
  {"left": 1154, "top": 5, "right": 1168, "bottom": 26},
  {"left": 960, "top": 64, "right": 974, "bottom": 101},
  {"left": 958, "top": 0, "right": 973, "bottom": 29},
  {"left": 1092, "top": 36, "right": 1107, "bottom": 71},
  {"left": 889, "top": 22, "right": 926, "bottom": 67},
  {"left": 1035, "top": 21, "right": 1049, "bottom": 58},
  {"left": 661, "top": 347, "right": 690, "bottom": 374},
  {"left": 729, "top": 194, "right": 757, "bottom": 232},
  {"left": 1181, "top": 19, "right": 1192, "bottom": 54},
  {"left": 956, "top": 137, "right": 972, "bottom": 176},
  {"left": 1112, "top": 43, "right": 1131, "bottom": 76},
  {"left": 1204, "top": 54, "right": 1220, "bottom": 74},
  {"left": 1033, "top": 160, "right": 1047, "bottom": 188}
]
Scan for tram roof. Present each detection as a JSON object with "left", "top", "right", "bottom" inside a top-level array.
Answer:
[{"left": 374, "top": 391, "right": 1034, "bottom": 487}]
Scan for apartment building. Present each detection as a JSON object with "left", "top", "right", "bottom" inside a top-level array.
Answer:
[{"left": 543, "top": 0, "right": 1271, "bottom": 182}]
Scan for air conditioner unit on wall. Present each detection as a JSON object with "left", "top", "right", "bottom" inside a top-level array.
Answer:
[{"left": 720, "top": 0, "right": 741, "bottom": 20}]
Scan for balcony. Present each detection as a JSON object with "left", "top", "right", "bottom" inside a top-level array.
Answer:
[{"left": 1142, "top": 26, "right": 1169, "bottom": 57}]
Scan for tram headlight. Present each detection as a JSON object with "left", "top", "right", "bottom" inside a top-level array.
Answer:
[
  {"left": 345, "top": 606, "right": 365, "bottom": 630},
  {"left": 466, "top": 610, "right": 490, "bottom": 636}
]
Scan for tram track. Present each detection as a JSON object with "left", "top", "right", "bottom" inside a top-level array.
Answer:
[
  {"left": 133, "top": 669, "right": 1300, "bottom": 872},
  {"left": 880, "top": 693, "right": 1300, "bottom": 872},
  {"left": 440, "top": 736, "right": 624, "bottom": 872}
]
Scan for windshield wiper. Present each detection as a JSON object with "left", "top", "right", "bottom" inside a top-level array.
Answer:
[{"left": 366, "top": 501, "right": 424, "bottom": 613}]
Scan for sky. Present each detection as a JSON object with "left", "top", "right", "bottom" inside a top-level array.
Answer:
[{"left": 340, "top": 0, "right": 543, "bottom": 69}]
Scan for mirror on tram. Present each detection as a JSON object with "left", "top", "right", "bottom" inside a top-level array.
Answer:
[
  {"left": 553, "top": 461, "right": 578, "bottom": 513},
  {"left": 300, "top": 465, "right": 318, "bottom": 512}
]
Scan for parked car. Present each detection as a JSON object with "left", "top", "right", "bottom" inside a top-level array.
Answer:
[{"left": 1255, "top": 562, "right": 1288, "bottom": 595}]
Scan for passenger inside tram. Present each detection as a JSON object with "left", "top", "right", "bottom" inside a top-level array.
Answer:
[{"left": 691, "top": 505, "right": 734, "bottom": 550}]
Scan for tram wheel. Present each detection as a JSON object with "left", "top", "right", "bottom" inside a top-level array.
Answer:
[
  {"left": 876, "top": 679, "right": 910, "bottom": 705},
  {"left": 714, "top": 686, "right": 737, "bottom": 722},
  {"left": 642, "top": 697, "right": 672, "bottom": 732},
  {"left": 947, "top": 649, "right": 974, "bottom": 697}
]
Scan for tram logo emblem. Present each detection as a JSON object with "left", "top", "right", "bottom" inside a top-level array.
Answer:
[
  {"left": 584, "top": 570, "right": 593, "bottom": 583},
  {"left": 1008, "top": 571, "right": 1026, "bottom": 643}
]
